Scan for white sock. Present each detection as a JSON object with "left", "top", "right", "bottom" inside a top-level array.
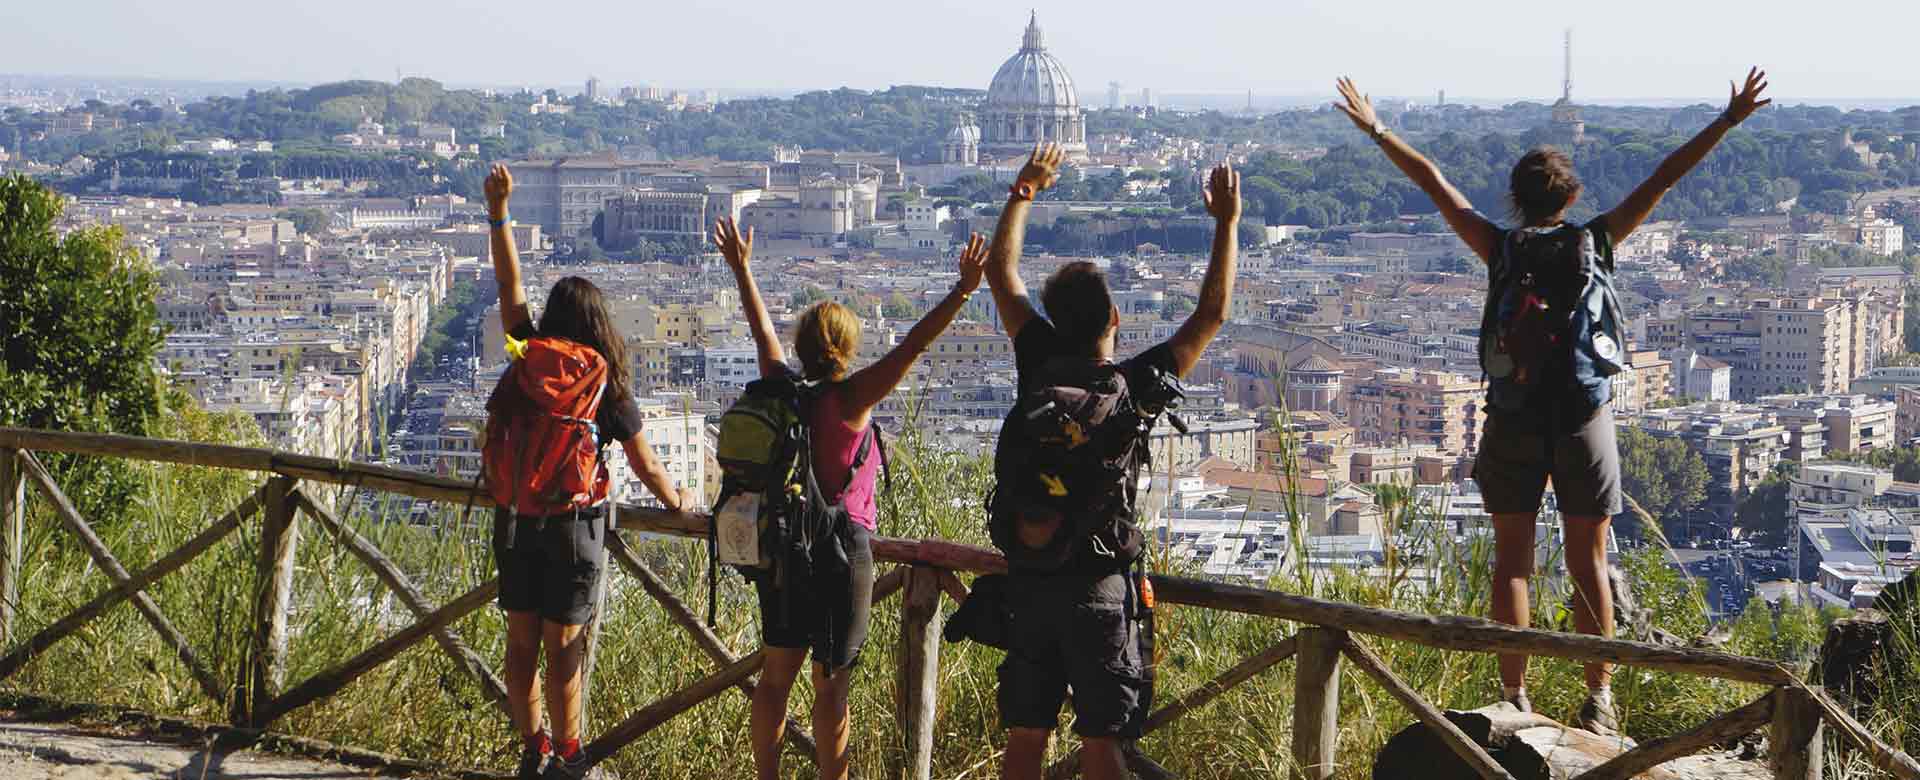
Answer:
[
  {"left": 1503, "top": 685, "right": 1526, "bottom": 701},
  {"left": 1588, "top": 686, "right": 1613, "bottom": 706}
]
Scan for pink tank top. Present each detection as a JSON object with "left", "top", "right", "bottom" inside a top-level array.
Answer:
[{"left": 810, "top": 387, "right": 881, "bottom": 531}]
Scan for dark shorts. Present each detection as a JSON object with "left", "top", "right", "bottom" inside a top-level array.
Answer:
[
  {"left": 492, "top": 507, "right": 607, "bottom": 626},
  {"left": 997, "top": 572, "right": 1153, "bottom": 739},
  {"left": 1474, "top": 403, "right": 1623, "bottom": 518},
  {"left": 754, "top": 519, "right": 874, "bottom": 670}
]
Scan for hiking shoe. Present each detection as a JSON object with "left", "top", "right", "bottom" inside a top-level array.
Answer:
[
  {"left": 542, "top": 752, "right": 600, "bottom": 780},
  {"left": 1505, "top": 690, "right": 1533, "bottom": 714},
  {"left": 1576, "top": 692, "right": 1620, "bottom": 736},
  {"left": 516, "top": 745, "right": 548, "bottom": 780}
]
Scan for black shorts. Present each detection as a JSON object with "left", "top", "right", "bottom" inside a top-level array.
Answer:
[
  {"left": 1474, "top": 403, "right": 1624, "bottom": 518},
  {"left": 492, "top": 507, "right": 607, "bottom": 626},
  {"left": 996, "top": 572, "right": 1153, "bottom": 739},
  {"left": 754, "top": 519, "right": 874, "bottom": 670}
]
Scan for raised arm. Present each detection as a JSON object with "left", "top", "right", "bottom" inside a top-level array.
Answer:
[
  {"left": 1335, "top": 78, "right": 1501, "bottom": 264},
  {"left": 839, "top": 234, "right": 989, "bottom": 420},
  {"left": 1603, "top": 68, "right": 1770, "bottom": 243},
  {"left": 1165, "top": 164, "right": 1241, "bottom": 377},
  {"left": 984, "top": 144, "right": 1066, "bottom": 340},
  {"left": 712, "top": 218, "right": 787, "bottom": 377},
  {"left": 483, "top": 164, "right": 533, "bottom": 334}
]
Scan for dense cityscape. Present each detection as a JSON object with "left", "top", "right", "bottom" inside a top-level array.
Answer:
[{"left": 6, "top": 14, "right": 1920, "bottom": 632}]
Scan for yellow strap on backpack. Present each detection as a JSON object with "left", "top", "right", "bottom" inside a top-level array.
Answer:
[{"left": 505, "top": 332, "right": 528, "bottom": 361}]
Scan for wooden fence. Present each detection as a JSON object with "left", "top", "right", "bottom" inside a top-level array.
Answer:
[{"left": 0, "top": 426, "right": 1915, "bottom": 780}]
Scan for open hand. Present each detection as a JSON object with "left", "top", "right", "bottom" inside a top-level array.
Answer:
[
  {"left": 954, "top": 233, "right": 988, "bottom": 293},
  {"left": 1333, "top": 77, "right": 1381, "bottom": 135},
  {"left": 711, "top": 217, "right": 753, "bottom": 272},
  {"left": 1202, "top": 162, "right": 1241, "bottom": 222},
  {"left": 484, "top": 164, "right": 513, "bottom": 218},
  {"left": 1724, "top": 67, "right": 1771, "bottom": 125},
  {"left": 1016, "top": 143, "right": 1066, "bottom": 194}
]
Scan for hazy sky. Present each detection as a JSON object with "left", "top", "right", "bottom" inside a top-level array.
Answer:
[{"left": 6, "top": 0, "right": 1917, "bottom": 103}]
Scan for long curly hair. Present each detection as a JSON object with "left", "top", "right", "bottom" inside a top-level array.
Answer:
[{"left": 537, "top": 276, "right": 632, "bottom": 405}]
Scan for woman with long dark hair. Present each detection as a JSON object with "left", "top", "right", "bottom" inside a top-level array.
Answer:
[
  {"left": 1333, "top": 70, "right": 1769, "bottom": 732},
  {"left": 484, "top": 164, "right": 692, "bottom": 780},
  {"left": 713, "top": 217, "right": 987, "bottom": 780}
]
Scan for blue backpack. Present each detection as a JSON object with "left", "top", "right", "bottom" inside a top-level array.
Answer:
[{"left": 1478, "top": 222, "right": 1628, "bottom": 412}]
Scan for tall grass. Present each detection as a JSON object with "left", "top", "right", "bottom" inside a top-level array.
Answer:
[{"left": 2, "top": 401, "right": 1909, "bottom": 778}]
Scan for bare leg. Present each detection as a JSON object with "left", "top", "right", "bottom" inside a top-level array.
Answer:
[
  {"left": 541, "top": 620, "right": 589, "bottom": 747},
  {"left": 751, "top": 647, "right": 807, "bottom": 780},
  {"left": 1563, "top": 515, "right": 1616, "bottom": 688},
  {"left": 1080, "top": 736, "right": 1127, "bottom": 780},
  {"left": 812, "top": 661, "right": 854, "bottom": 780},
  {"left": 503, "top": 610, "right": 544, "bottom": 740},
  {"left": 1491, "top": 513, "right": 1538, "bottom": 690},
  {"left": 1003, "top": 727, "right": 1050, "bottom": 780}
]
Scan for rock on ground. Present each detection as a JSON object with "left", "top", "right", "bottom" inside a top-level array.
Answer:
[
  {"left": 0, "top": 720, "right": 413, "bottom": 780},
  {"left": 1373, "top": 703, "right": 1770, "bottom": 780}
]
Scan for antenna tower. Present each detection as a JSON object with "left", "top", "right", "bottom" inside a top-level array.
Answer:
[{"left": 1562, "top": 28, "right": 1573, "bottom": 102}]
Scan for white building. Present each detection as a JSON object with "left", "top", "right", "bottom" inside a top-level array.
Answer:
[{"left": 704, "top": 343, "right": 761, "bottom": 388}]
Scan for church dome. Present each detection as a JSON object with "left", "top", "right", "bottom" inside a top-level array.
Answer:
[
  {"left": 977, "top": 13, "right": 1087, "bottom": 160},
  {"left": 984, "top": 16, "right": 1079, "bottom": 111},
  {"left": 1291, "top": 354, "right": 1343, "bottom": 374}
]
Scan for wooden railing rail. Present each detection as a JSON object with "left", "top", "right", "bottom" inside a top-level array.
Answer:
[{"left": 0, "top": 426, "right": 1914, "bottom": 780}]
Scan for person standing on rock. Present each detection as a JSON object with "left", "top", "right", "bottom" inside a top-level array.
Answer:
[
  {"left": 481, "top": 163, "right": 695, "bottom": 780},
  {"left": 1332, "top": 70, "right": 1771, "bottom": 733}
]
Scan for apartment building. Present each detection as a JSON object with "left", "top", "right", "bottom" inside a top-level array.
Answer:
[
  {"left": 1686, "top": 298, "right": 1866, "bottom": 401},
  {"left": 1344, "top": 368, "right": 1484, "bottom": 454}
]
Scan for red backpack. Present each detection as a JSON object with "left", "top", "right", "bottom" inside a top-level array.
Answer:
[{"left": 482, "top": 336, "right": 612, "bottom": 518}]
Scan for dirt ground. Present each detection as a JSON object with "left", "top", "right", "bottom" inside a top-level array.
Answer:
[{"left": 0, "top": 720, "right": 412, "bottom": 780}]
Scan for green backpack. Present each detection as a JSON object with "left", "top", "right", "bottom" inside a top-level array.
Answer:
[{"left": 706, "top": 374, "right": 882, "bottom": 626}]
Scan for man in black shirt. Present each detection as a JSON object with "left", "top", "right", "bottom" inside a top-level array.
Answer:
[{"left": 982, "top": 144, "right": 1241, "bottom": 780}]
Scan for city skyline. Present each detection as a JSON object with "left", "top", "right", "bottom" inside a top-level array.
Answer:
[{"left": 5, "top": 0, "right": 1919, "bottom": 104}]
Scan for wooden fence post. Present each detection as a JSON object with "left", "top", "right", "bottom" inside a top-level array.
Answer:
[
  {"left": 1292, "top": 627, "right": 1344, "bottom": 780},
  {"left": 1770, "top": 685, "right": 1823, "bottom": 780},
  {"left": 0, "top": 449, "right": 22, "bottom": 649},
  {"left": 241, "top": 475, "right": 300, "bottom": 726},
  {"left": 894, "top": 565, "right": 944, "bottom": 780}
]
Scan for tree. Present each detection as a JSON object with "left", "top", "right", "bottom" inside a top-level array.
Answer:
[
  {"left": 0, "top": 175, "right": 168, "bottom": 516},
  {"left": 1735, "top": 465, "right": 1795, "bottom": 543},
  {"left": 1617, "top": 427, "right": 1710, "bottom": 536},
  {"left": 275, "top": 207, "right": 332, "bottom": 236},
  {"left": 881, "top": 292, "right": 916, "bottom": 320}
]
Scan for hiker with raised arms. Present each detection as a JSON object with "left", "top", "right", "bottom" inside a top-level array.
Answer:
[
  {"left": 711, "top": 216, "right": 990, "bottom": 780},
  {"left": 979, "top": 143, "right": 1240, "bottom": 780},
  {"left": 481, "top": 163, "right": 695, "bottom": 780},
  {"left": 1333, "top": 69, "right": 1771, "bottom": 733}
]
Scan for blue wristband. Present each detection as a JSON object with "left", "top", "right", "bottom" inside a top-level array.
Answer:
[{"left": 489, "top": 213, "right": 511, "bottom": 228}]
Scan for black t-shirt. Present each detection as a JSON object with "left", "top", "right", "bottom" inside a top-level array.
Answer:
[
  {"left": 507, "top": 321, "right": 643, "bottom": 447},
  {"left": 1007, "top": 318, "right": 1179, "bottom": 399}
]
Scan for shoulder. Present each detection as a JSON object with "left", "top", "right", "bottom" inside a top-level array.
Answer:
[
  {"left": 508, "top": 321, "right": 538, "bottom": 341},
  {"left": 1014, "top": 317, "right": 1060, "bottom": 357},
  {"left": 1581, "top": 219, "right": 1613, "bottom": 249},
  {"left": 1122, "top": 341, "right": 1179, "bottom": 378}
]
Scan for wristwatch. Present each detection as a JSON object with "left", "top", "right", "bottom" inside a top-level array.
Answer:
[
  {"left": 1009, "top": 181, "right": 1036, "bottom": 202},
  {"left": 1368, "top": 121, "right": 1389, "bottom": 141}
]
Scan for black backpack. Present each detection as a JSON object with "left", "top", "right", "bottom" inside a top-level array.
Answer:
[
  {"left": 1478, "top": 223, "right": 1628, "bottom": 412},
  {"left": 707, "top": 375, "right": 883, "bottom": 626},
  {"left": 989, "top": 358, "right": 1169, "bottom": 573}
]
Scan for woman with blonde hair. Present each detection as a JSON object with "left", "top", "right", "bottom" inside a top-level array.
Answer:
[{"left": 713, "top": 218, "right": 988, "bottom": 780}]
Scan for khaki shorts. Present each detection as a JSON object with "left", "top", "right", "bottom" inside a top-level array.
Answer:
[{"left": 1473, "top": 403, "right": 1623, "bottom": 518}]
